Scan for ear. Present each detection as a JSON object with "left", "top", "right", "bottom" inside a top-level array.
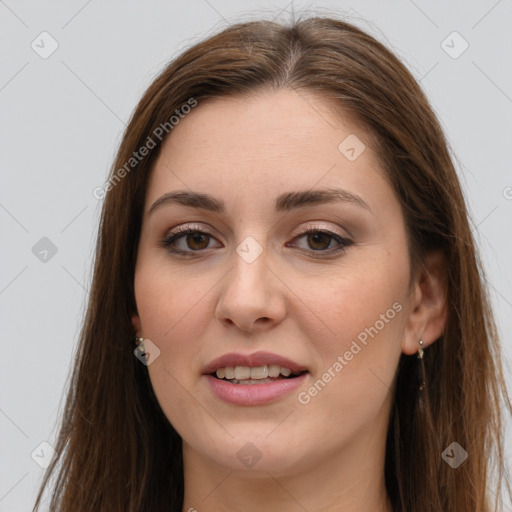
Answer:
[
  {"left": 131, "top": 313, "right": 142, "bottom": 337},
  {"left": 401, "top": 250, "right": 448, "bottom": 355}
]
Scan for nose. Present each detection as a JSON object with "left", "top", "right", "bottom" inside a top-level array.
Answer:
[{"left": 214, "top": 241, "right": 287, "bottom": 333}]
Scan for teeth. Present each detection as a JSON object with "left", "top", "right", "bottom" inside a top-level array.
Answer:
[
  {"left": 250, "top": 366, "right": 268, "bottom": 379},
  {"left": 280, "top": 367, "right": 291, "bottom": 377},
  {"left": 215, "top": 364, "right": 297, "bottom": 380},
  {"left": 234, "top": 366, "right": 251, "bottom": 379},
  {"left": 229, "top": 378, "right": 274, "bottom": 385},
  {"left": 268, "top": 365, "right": 281, "bottom": 377}
]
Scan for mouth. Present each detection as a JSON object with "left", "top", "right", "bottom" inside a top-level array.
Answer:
[
  {"left": 211, "top": 364, "right": 309, "bottom": 385},
  {"left": 202, "top": 351, "right": 310, "bottom": 405}
]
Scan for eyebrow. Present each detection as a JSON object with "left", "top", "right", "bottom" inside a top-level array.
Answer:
[{"left": 148, "top": 187, "right": 373, "bottom": 216}]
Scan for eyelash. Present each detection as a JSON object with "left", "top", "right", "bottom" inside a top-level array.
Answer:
[{"left": 160, "top": 224, "right": 353, "bottom": 259}]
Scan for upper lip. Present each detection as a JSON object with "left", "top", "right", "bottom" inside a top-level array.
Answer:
[{"left": 202, "top": 351, "right": 309, "bottom": 375}]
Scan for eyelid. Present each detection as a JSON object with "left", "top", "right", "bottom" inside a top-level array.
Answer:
[
  {"left": 166, "top": 221, "right": 348, "bottom": 242},
  {"left": 165, "top": 223, "right": 214, "bottom": 237},
  {"left": 289, "top": 222, "right": 348, "bottom": 239}
]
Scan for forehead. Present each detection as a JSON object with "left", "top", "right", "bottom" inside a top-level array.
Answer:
[{"left": 145, "top": 89, "right": 392, "bottom": 214}]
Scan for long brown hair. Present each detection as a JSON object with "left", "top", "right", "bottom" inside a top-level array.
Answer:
[{"left": 32, "top": 14, "right": 511, "bottom": 512}]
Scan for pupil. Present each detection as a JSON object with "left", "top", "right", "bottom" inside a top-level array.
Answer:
[
  {"left": 187, "top": 233, "right": 209, "bottom": 250},
  {"left": 308, "top": 232, "right": 330, "bottom": 250}
]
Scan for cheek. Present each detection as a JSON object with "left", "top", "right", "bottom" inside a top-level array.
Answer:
[
  {"left": 292, "top": 249, "right": 408, "bottom": 426},
  {"left": 134, "top": 266, "right": 215, "bottom": 431},
  {"left": 297, "top": 246, "right": 408, "bottom": 358},
  {"left": 295, "top": 268, "right": 406, "bottom": 437},
  {"left": 134, "top": 266, "right": 217, "bottom": 419},
  {"left": 134, "top": 260, "right": 213, "bottom": 342}
]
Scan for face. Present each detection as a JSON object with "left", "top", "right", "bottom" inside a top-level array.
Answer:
[{"left": 132, "top": 89, "right": 415, "bottom": 476}]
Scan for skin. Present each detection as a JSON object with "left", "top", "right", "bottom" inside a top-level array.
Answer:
[{"left": 131, "top": 89, "right": 447, "bottom": 512}]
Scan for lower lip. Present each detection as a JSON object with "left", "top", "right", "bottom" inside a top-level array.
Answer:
[{"left": 204, "top": 373, "right": 308, "bottom": 406}]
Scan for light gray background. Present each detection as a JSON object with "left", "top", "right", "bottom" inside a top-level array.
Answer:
[{"left": 1, "top": 1, "right": 511, "bottom": 510}]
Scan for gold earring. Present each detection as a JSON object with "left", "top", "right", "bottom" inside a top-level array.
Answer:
[
  {"left": 135, "top": 337, "right": 144, "bottom": 346},
  {"left": 418, "top": 339, "right": 426, "bottom": 391},
  {"left": 417, "top": 339, "right": 424, "bottom": 359}
]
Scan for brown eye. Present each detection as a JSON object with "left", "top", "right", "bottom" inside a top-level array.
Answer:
[
  {"left": 290, "top": 228, "right": 353, "bottom": 257},
  {"left": 185, "top": 232, "right": 210, "bottom": 250},
  {"left": 161, "top": 228, "right": 221, "bottom": 256},
  {"left": 306, "top": 231, "right": 332, "bottom": 250}
]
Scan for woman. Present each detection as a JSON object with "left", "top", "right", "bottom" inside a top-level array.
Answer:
[{"left": 33, "top": 15, "right": 511, "bottom": 512}]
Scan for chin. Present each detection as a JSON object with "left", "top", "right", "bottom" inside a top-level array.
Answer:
[{"left": 197, "top": 433, "right": 310, "bottom": 476}]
